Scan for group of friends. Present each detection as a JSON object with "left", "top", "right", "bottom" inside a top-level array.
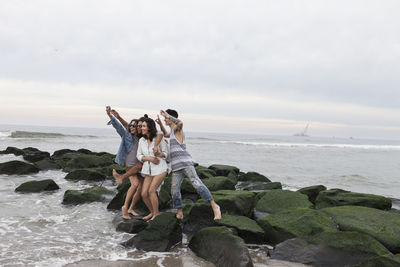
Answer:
[{"left": 106, "top": 107, "right": 222, "bottom": 221}]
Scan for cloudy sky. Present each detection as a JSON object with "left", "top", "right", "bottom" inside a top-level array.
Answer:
[{"left": 1, "top": 0, "right": 399, "bottom": 139}]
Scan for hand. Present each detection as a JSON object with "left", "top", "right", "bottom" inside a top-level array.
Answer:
[
  {"left": 153, "top": 145, "right": 159, "bottom": 155},
  {"left": 151, "top": 157, "right": 160, "bottom": 165},
  {"left": 155, "top": 115, "right": 162, "bottom": 125},
  {"left": 160, "top": 110, "right": 168, "bottom": 118},
  {"left": 155, "top": 151, "right": 164, "bottom": 158}
]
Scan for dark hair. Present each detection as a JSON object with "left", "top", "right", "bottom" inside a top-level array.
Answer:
[
  {"left": 128, "top": 119, "right": 139, "bottom": 137},
  {"left": 138, "top": 114, "right": 148, "bottom": 122},
  {"left": 142, "top": 117, "right": 157, "bottom": 141},
  {"left": 166, "top": 109, "right": 178, "bottom": 118}
]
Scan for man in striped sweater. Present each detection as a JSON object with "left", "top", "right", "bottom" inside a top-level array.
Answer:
[{"left": 158, "top": 109, "right": 221, "bottom": 220}]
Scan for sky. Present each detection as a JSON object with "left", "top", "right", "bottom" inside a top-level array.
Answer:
[{"left": 1, "top": 0, "right": 400, "bottom": 140}]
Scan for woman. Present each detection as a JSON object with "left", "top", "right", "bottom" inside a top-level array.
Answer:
[
  {"left": 137, "top": 117, "right": 169, "bottom": 221},
  {"left": 107, "top": 108, "right": 144, "bottom": 219}
]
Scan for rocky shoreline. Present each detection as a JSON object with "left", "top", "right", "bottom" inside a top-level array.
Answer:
[{"left": 1, "top": 146, "right": 400, "bottom": 267}]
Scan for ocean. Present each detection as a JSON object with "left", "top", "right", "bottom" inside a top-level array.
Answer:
[{"left": 1, "top": 124, "right": 399, "bottom": 266}]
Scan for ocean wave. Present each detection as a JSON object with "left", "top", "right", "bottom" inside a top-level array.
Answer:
[
  {"left": 216, "top": 140, "right": 400, "bottom": 150},
  {"left": 8, "top": 131, "right": 97, "bottom": 139}
]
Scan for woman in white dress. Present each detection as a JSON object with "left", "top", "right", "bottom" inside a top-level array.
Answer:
[{"left": 137, "top": 117, "right": 169, "bottom": 221}]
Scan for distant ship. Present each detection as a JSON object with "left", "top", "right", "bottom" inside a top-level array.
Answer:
[{"left": 294, "top": 123, "right": 309, "bottom": 137}]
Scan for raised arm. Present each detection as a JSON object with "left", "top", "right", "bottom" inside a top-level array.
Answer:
[
  {"left": 111, "top": 109, "right": 128, "bottom": 128},
  {"left": 155, "top": 115, "right": 170, "bottom": 137},
  {"left": 160, "top": 110, "right": 183, "bottom": 132}
]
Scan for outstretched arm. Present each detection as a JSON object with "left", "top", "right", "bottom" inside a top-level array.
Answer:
[
  {"left": 160, "top": 110, "right": 183, "bottom": 132},
  {"left": 111, "top": 109, "right": 128, "bottom": 128}
]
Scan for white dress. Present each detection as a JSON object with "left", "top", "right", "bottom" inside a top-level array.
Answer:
[{"left": 137, "top": 137, "right": 169, "bottom": 176}]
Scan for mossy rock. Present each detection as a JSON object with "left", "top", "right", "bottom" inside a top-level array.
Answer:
[
  {"left": 62, "top": 186, "right": 114, "bottom": 205},
  {"left": 257, "top": 208, "right": 337, "bottom": 245},
  {"left": 238, "top": 171, "right": 271, "bottom": 182},
  {"left": 182, "top": 201, "right": 216, "bottom": 234},
  {"left": 297, "top": 185, "right": 327, "bottom": 204},
  {"left": 195, "top": 165, "right": 216, "bottom": 179},
  {"left": 237, "top": 181, "right": 282, "bottom": 192},
  {"left": 202, "top": 176, "right": 236, "bottom": 191},
  {"left": 322, "top": 205, "right": 400, "bottom": 253},
  {"left": 34, "top": 159, "right": 62, "bottom": 170},
  {"left": 208, "top": 164, "right": 240, "bottom": 177},
  {"left": 189, "top": 226, "right": 253, "bottom": 267},
  {"left": 0, "top": 160, "right": 40, "bottom": 175},
  {"left": 80, "top": 164, "right": 125, "bottom": 178},
  {"left": 107, "top": 182, "right": 131, "bottom": 210},
  {"left": 51, "top": 149, "right": 78, "bottom": 159},
  {"left": 64, "top": 154, "right": 114, "bottom": 170},
  {"left": 210, "top": 190, "right": 256, "bottom": 217},
  {"left": 255, "top": 189, "right": 313, "bottom": 214},
  {"left": 112, "top": 215, "right": 147, "bottom": 234},
  {"left": 121, "top": 212, "right": 182, "bottom": 252},
  {"left": 64, "top": 169, "right": 106, "bottom": 181},
  {"left": 216, "top": 214, "right": 265, "bottom": 244},
  {"left": 355, "top": 254, "right": 400, "bottom": 267},
  {"left": 4, "top": 146, "right": 24, "bottom": 156},
  {"left": 315, "top": 189, "right": 392, "bottom": 210},
  {"left": 22, "top": 151, "right": 51, "bottom": 163},
  {"left": 15, "top": 179, "right": 60, "bottom": 193}
]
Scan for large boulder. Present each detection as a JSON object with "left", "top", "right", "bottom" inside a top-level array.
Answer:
[
  {"left": 270, "top": 231, "right": 392, "bottom": 267},
  {"left": 62, "top": 186, "right": 114, "bottom": 205},
  {"left": 51, "top": 149, "right": 78, "bottom": 159},
  {"left": 15, "top": 179, "right": 60, "bottom": 193},
  {"left": 195, "top": 165, "right": 216, "bottom": 179},
  {"left": 255, "top": 189, "right": 313, "bottom": 215},
  {"left": 238, "top": 171, "right": 271, "bottom": 183},
  {"left": 297, "top": 185, "right": 327, "bottom": 204},
  {"left": 64, "top": 169, "right": 106, "bottom": 181},
  {"left": 202, "top": 176, "right": 236, "bottom": 191},
  {"left": 0, "top": 160, "right": 40, "bottom": 175},
  {"left": 107, "top": 181, "right": 131, "bottom": 210},
  {"left": 237, "top": 181, "right": 282, "bottom": 192},
  {"left": 3, "top": 146, "right": 24, "bottom": 156},
  {"left": 64, "top": 154, "right": 114, "bottom": 171},
  {"left": 315, "top": 189, "right": 392, "bottom": 210},
  {"left": 189, "top": 226, "right": 253, "bottom": 267},
  {"left": 257, "top": 208, "right": 337, "bottom": 245},
  {"left": 216, "top": 214, "right": 265, "bottom": 244},
  {"left": 355, "top": 255, "right": 400, "bottom": 267},
  {"left": 121, "top": 212, "right": 182, "bottom": 252},
  {"left": 322, "top": 205, "right": 400, "bottom": 253},
  {"left": 208, "top": 164, "right": 240, "bottom": 177},
  {"left": 34, "top": 159, "right": 62, "bottom": 170},
  {"left": 112, "top": 215, "right": 147, "bottom": 234},
  {"left": 22, "top": 151, "right": 51, "bottom": 163}
]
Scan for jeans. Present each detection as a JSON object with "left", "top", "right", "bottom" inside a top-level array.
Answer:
[{"left": 171, "top": 166, "right": 213, "bottom": 209}]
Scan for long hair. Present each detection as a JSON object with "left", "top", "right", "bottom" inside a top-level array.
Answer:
[
  {"left": 128, "top": 119, "right": 139, "bottom": 137},
  {"left": 142, "top": 117, "right": 157, "bottom": 142}
]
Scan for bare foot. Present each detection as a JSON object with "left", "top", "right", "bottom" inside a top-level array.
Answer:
[
  {"left": 150, "top": 213, "right": 159, "bottom": 221},
  {"left": 128, "top": 209, "right": 139, "bottom": 216},
  {"left": 176, "top": 209, "right": 184, "bottom": 220},
  {"left": 113, "top": 169, "right": 123, "bottom": 184},
  {"left": 142, "top": 213, "right": 153, "bottom": 221},
  {"left": 212, "top": 204, "right": 222, "bottom": 220},
  {"left": 122, "top": 205, "right": 130, "bottom": 220}
]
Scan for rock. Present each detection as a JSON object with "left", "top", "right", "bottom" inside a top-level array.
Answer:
[
  {"left": 34, "top": 159, "right": 62, "bottom": 170},
  {"left": 107, "top": 182, "right": 131, "bottom": 210},
  {"left": 64, "top": 154, "right": 114, "bottom": 171},
  {"left": 4, "top": 146, "right": 24, "bottom": 156},
  {"left": 238, "top": 171, "right": 271, "bottom": 183},
  {"left": 202, "top": 176, "right": 236, "bottom": 191},
  {"left": 15, "top": 179, "right": 60, "bottom": 193},
  {"left": 297, "top": 185, "right": 327, "bottom": 204},
  {"left": 322, "top": 205, "right": 400, "bottom": 253},
  {"left": 315, "top": 189, "right": 392, "bottom": 210},
  {"left": 62, "top": 186, "right": 114, "bottom": 205},
  {"left": 255, "top": 189, "right": 313, "bottom": 215},
  {"left": 121, "top": 212, "right": 182, "bottom": 252},
  {"left": 22, "top": 147, "right": 40, "bottom": 153},
  {"left": 189, "top": 226, "right": 253, "bottom": 267},
  {"left": 355, "top": 254, "right": 400, "bottom": 267},
  {"left": 77, "top": 148, "right": 95, "bottom": 154},
  {"left": 216, "top": 214, "right": 265, "bottom": 244},
  {"left": 112, "top": 215, "right": 147, "bottom": 234},
  {"left": 0, "top": 160, "right": 40, "bottom": 175},
  {"left": 85, "top": 164, "right": 125, "bottom": 178},
  {"left": 51, "top": 149, "right": 78, "bottom": 159},
  {"left": 237, "top": 181, "right": 282, "bottom": 192},
  {"left": 257, "top": 208, "right": 337, "bottom": 245},
  {"left": 195, "top": 165, "right": 216, "bottom": 179},
  {"left": 270, "top": 231, "right": 392, "bottom": 267},
  {"left": 22, "top": 151, "right": 50, "bottom": 163},
  {"left": 208, "top": 164, "right": 240, "bottom": 177},
  {"left": 183, "top": 201, "right": 216, "bottom": 234},
  {"left": 64, "top": 169, "right": 106, "bottom": 181}
]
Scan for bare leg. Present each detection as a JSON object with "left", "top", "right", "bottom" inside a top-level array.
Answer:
[
  {"left": 148, "top": 171, "right": 167, "bottom": 220},
  {"left": 141, "top": 175, "right": 154, "bottom": 221},
  {"left": 210, "top": 200, "right": 221, "bottom": 220},
  {"left": 121, "top": 175, "right": 139, "bottom": 219},
  {"left": 128, "top": 177, "right": 143, "bottom": 216},
  {"left": 114, "top": 163, "right": 143, "bottom": 184}
]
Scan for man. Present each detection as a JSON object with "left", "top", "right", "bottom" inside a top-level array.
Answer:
[{"left": 158, "top": 109, "right": 221, "bottom": 220}]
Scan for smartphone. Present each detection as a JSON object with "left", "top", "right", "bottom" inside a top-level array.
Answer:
[{"left": 106, "top": 106, "right": 111, "bottom": 111}]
